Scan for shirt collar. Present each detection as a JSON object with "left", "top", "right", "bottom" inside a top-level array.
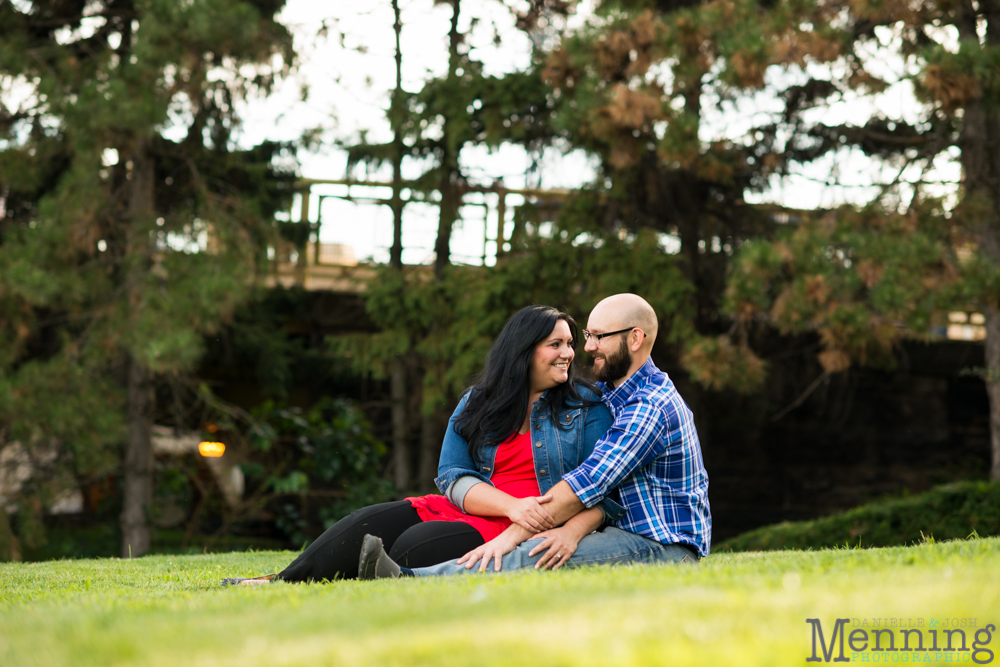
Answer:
[{"left": 599, "top": 357, "right": 658, "bottom": 409}]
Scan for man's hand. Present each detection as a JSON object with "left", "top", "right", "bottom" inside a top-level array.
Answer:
[
  {"left": 528, "top": 527, "right": 582, "bottom": 570},
  {"left": 533, "top": 480, "right": 586, "bottom": 524},
  {"left": 457, "top": 524, "right": 532, "bottom": 572},
  {"left": 505, "top": 494, "right": 554, "bottom": 533},
  {"left": 529, "top": 506, "right": 604, "bottom": 570}
]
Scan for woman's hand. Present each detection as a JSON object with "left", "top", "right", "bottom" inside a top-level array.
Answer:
[
  {"left": 505, "top": 494, "right": 554, "bottom": 533},
  {"left": 528, "top": 526, "right": 582, "bottom": 570},
  {"left": 457, "top": 525, "right": 529, "bottom": 572}
]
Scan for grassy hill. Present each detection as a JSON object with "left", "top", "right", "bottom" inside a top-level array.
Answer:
[
  {"left": 2, "top": 538, "right": 999, "bottom": 666},
  {"left": 718, "top": 480, "right": 1000, "bottom": 552}
]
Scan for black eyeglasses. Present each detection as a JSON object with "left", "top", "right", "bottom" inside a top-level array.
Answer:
[{"left": 582, "top": 327, "right": 638, "bottom": 342}]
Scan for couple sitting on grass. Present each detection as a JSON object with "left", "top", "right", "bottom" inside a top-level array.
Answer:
[{"left": 223, "top": 293, "right": 711, "bottom": 585}]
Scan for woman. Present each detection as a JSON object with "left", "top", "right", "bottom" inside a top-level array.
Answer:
[{"left": 223, "top": 305, "right": 612, "bottom": 584}]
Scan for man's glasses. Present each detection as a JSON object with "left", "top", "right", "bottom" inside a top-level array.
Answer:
[{"left": 582, "top": 327, "right": 637, "bottom": 342}]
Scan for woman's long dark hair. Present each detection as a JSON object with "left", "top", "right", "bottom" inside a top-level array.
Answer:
[{"left": 454, "top": 305, "right": 597, "bottom": 462}]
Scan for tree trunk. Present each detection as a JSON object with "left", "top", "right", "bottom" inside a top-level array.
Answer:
[
  {"left": 677, "top": 70, "right": 707, "bottom": 324},
  {"left": 0, "top": 508, "right": 21, "bottom": 562},
  {"left": 391, "top": 356, "right": 411, "bottom": 492},
  {"left": 984, "top": 309, "right": 1000, "bottom": 480},
  {"left": 389, "top": 0, "right": 405, "bottom": 269},
  {"left": 418, "top": 409, "right": 444, "bottom": 494},
  {"left": 121, "top": 138, "right": 156, "bottom": 557},
  {"left": 121, "top": 353, "right": 154, "bottom": 557},
  {"left": 956, "top": 0, "right": 1000, "bottom": 479},
  {"left": 433, "top": 0, "right": 462, "bottom": 280},
  {"left": 435, "top": 178, "right": 460, "bottom": 280},
  {"left": 0, "top": 432, "right": 19, "bottom": 561}
]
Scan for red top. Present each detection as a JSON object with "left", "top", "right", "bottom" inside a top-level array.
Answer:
[{"left": 407, "top": 430, "right": 541, "bottom": 541}]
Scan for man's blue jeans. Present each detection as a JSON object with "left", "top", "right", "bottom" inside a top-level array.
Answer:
[{"left": 410, "top": 526, "right": 698, "bottom": 577}]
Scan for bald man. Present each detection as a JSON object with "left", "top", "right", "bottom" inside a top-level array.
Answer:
[{"left": 359, "top": 294, "right": 711, "bottom": 578}]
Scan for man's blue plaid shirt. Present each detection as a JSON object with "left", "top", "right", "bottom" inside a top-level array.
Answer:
[{"left": 563, "top": 358, "right": 712, "bottom": 556}]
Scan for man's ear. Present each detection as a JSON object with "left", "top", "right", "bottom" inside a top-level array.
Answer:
[{"left": 629, "top": 329, "right": 645, "bottom": 352}]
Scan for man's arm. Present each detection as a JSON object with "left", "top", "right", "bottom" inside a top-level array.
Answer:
[
  {"left": 561, "top": 401, "right": 668, "bottom": 510},
  {"left": 534, "top": 479, "right": 586, "bottom": 524},
  {"left": 533, "top": 401, "right": 670, "bottom": 524}
]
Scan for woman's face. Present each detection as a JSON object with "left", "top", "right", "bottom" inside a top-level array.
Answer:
[{"left": 529, "top": 319, "right": 575, "bottom": 394}]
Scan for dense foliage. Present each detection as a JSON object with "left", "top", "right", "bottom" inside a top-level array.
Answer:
[
  {"left": 526, "top": 0, "right": 1000, "bottom": 478},
  {"left": 240, "top": 397, "right": 393, "bottom": 546},
  {"left": 693, "top": 0, "right": 1000, "bottom": 477},
  {"left": 3, "top": 0, "right": 998, "bottom": 559},
  {"left": 0, "top": 0, "right": 296, "bottom": 558},
  {"left": 719, "top": 480, "right": 1000, "bottom": 552}
]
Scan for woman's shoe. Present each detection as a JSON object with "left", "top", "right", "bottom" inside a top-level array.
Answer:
[{"left": 358, "top": 534, "right": 402, "bottom": 580}]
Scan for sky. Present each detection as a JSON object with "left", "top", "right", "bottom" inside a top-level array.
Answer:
[{"left": 232, "top": 0, "right": 961, "bottom": 266}]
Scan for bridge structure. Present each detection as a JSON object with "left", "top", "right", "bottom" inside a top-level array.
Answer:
[{"left": 265, "top": 178, "right": 572, "bottom": 293}]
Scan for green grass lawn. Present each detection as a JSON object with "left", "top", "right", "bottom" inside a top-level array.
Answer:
[{"left": 2, "top": 538, "right": 998, "bottom": 667}]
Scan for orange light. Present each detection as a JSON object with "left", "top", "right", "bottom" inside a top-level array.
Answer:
[
  {"left": 205, "top": 423, "right": 219, "bottom": 433},
  {"left": 198, "top": 441, "right": 226, "bottom": 457}
]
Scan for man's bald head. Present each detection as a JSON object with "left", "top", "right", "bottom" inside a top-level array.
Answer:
[{"left": 590, "top": 294, "right": 658, "bottom": 347}]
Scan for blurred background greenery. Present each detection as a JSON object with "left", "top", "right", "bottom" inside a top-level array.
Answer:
[{"left": 2, "top": 0, "right": 999, "bottom": 561}]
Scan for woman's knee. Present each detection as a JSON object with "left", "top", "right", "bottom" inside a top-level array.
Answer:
[{"left": 388, "top": 523, "right": 482, "bottom": 567}]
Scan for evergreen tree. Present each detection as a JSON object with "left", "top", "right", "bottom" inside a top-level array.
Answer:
[
  {"left": 0, "top": 0, "right": 295, "bottom": 558},
  {"left": 539, "top": 0, "right": 852, "bottom": 329},
  {"left": 529, "top": 0, "right": 1000, "bottom": 479},
  {"left": 341, "top": 0, "right": 559, "bottom": 491},
  {"left": 708, "top": 0, "right": 1000, "bottom": 479}
]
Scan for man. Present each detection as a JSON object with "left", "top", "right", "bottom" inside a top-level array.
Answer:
[{"left": 360, "top": 293, "right": 711, "bottom": 578}]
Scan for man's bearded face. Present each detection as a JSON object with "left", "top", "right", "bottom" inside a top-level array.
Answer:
[{"left": 592, "top": 335, "right": 632, "bottom": 385}]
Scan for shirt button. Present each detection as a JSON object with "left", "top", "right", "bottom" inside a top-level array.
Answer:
[
  {"left": 540, "top": 470, "right": 547, "bottom": 475},
  {"left": 535, "top": 442, "right": 542, "bottom": 448},
  {"left": 534, "top": 424, "right": 540, "bottom": 430}
]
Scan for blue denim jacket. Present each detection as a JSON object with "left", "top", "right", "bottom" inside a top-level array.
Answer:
[{"left": 434, "top": 384, "right": 626, "bottom": 521}]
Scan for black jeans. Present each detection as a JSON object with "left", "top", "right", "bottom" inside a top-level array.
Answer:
[{"left": 275, "top": 500, "right": 485, "bottom": 582}]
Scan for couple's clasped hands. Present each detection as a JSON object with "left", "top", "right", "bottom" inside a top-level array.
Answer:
[
  {"left": 506, "top": 494, "right": 556, "bottom": 532},
  {"left": 457, "top": 494, "right": 582, "bottom": 573}
]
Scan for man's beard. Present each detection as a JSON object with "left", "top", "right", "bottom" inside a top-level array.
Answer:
[{"left": 592, "top": 337, "right": 632, "bottom": 385}]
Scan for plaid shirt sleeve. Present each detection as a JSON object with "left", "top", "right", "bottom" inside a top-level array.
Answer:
[{"left": 562, "top": 397, "right": 667, "bottom": 508}]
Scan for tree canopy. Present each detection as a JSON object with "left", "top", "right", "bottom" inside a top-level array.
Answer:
[{"left": 3, "top": 0, "right": 997, "bottom": 559}]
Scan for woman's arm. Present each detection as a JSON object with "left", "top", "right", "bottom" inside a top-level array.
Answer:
[
  {"left": 462, "top": 482, "right": 555, "bottom": 532},
  {"left": 435, "top": 395, "right": 492, "bottom": 509}
]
